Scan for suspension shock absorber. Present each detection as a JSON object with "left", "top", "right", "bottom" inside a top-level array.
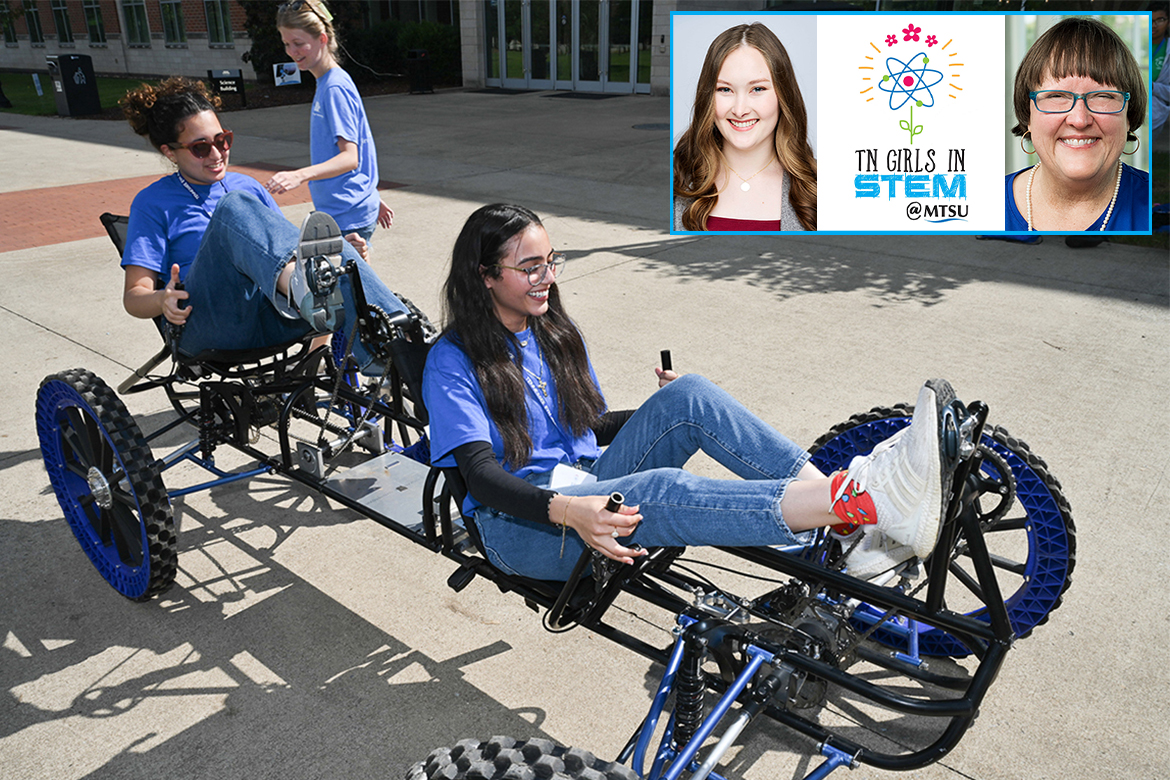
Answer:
[{"left": 673, "top": 634, "right": 707, "bottom": 750}]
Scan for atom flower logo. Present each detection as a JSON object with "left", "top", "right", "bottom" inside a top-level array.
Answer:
[{"left": 858, "top": 21, "right": 966, "bottom": 144}]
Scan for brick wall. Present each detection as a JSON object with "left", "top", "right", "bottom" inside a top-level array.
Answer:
[{"left": 0, "top": 0, "right": 257, "bottom": 79}]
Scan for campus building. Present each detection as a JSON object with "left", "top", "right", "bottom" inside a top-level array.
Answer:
[{"left": 0, "top": 1, "right": 776, "bottom": 97}]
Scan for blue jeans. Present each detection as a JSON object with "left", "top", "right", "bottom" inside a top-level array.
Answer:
[
  {"left": 473, "top": 374, "right": 814, "bottom": 580},
  {"left": 177, "top": 191, "right": 406, "bottom": 372},
  {"left": 348, "top": 222, "right": 376, "bottom": 244}
]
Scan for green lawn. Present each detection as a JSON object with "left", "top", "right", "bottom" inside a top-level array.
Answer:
[{"left": 0, "top": 72, "right": 146, "bottom": 117}]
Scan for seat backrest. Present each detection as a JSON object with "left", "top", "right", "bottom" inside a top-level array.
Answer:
[{"left": 101, "top": 213, "right": 129, "bottom": 257}]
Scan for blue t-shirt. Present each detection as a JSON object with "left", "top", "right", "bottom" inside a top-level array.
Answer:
[
  {"left": 1004, "top": 163, "right": 1150, "bottom": 231},
  {"left": 121, "top": 172, "right": 279, "bottom": 281},
  {"left": 308, "top": 67, "right": 380, "bottom": 233},
  {"left": 422, "top": 330, "right": 604, "bottom": 517}
]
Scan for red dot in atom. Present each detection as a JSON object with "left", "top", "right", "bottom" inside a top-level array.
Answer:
[{"left": 903, "top": 76, "right": 915, "bottom": 87}]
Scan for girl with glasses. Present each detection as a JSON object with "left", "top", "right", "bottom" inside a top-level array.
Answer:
[
  {"left": 673, "top": 23, "right": 817, "bottom": 232},
  {"left": 265, "top": 0, "right": 392, "bottom": 254},
  {"left": 119, "top": 76, "right": 407, "bottom": 370},
  {"left": 1007, "top": 17, "right": 1149, "bottom": 232},
  {"left": 423, "top": 204, "right": 953, "bottom": 582}
]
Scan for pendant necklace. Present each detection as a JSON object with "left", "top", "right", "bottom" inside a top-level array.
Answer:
[
  {"left": 1025, "top": 159, "right": 1121, "bottom": 232},
  {"left": 724, "top": 155, "right": 775, "bottom": 192},
  {"left": 523, "top": 365, "right": 549, "bottom": 398}
]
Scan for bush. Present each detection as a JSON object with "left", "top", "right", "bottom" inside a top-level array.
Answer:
[{"left": 397, "top": 21, "right": 461, "bottom": 85}]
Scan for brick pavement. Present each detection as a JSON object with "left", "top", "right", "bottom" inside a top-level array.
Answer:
[{"left": 0, "top": 164, "right": 404, "bottom": 254}]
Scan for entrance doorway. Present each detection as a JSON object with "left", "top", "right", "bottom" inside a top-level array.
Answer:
[{"left": 485, "top": 0, "right": 652, "bottom": 93}]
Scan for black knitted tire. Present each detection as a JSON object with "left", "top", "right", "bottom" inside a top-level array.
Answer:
[
  {"left": 407, "top": 737, "right": 639, "bottom": 780},
  {"left": 36, "top": 368, "right": 176, "bottom": 600}
]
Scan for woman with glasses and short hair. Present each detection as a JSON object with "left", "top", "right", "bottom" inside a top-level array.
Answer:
[
  {"left": 1007, "top": 17, "right": 1149, "bottom": 232},
  {"left": 119, "top": 76, "right": 406, "bottom": 370},
  {"left": 264, "top": 0, "right": 392, "bottom": 252},
  {"left": 423, "top": 203, "right": 954, "bottom": 583}
]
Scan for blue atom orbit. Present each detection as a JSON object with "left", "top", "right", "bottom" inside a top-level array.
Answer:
[{"left": 879, "top": 51, "right": 944, "bottom": 110}]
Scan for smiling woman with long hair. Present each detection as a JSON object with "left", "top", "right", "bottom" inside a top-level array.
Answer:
[
  {"left": 422, "top": 204, "right": 953, "bottom": 584},
  {"left": 673, "top": 23, "right": 817, "bottom": 231}
]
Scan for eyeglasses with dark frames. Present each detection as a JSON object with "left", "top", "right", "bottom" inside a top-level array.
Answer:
[
  {"left": 166, "top": 130, "right": 234, "bottom": 159},
  {"left": 1029, "top": 90, "right": 1129, "bottom": 115},
  {"left": 493, "top": 254, "right": 568, "bottom": 286}
]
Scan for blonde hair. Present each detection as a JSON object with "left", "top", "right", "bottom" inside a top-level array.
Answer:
[
  {"left": 673, "top": 24, "right": 817, "bottom": 231},
  {"left": 277, "top": 0, "right": 340, "bottom": 59}
]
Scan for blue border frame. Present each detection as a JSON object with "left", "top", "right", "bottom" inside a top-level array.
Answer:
[{"left": 668, "top": 10, "right": 1156, "bottom": 237}]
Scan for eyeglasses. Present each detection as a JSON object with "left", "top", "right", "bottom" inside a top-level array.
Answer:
[
  {"left": 1029, "top": 90, "right": 1129, "bottom": 115},
  {"left": 166, "top": 130, "right": 233, "bottom": 159},
  {"left": 493, "top": 254, "right": 567, "bottom": 286}
]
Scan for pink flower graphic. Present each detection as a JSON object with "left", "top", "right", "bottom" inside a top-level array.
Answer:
[
  {"left": 902, "top": 23, "right": 921, "bottom": 42},
  {"left": 885, "top": 34, "right": 898, "bottom": 47},
  {"left": 926, "top": 34, "right": 938, "bottom": 47}
]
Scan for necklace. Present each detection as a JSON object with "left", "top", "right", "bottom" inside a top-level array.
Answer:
[
  {"left": 1025, "top": 159, "right": 1122, "bottom": 232},
  {"left": 723, "top": 155, "right": 775, "bottom": 192},
  {"left": 522, "top": 362, "right": 549, "bottom": 397}
]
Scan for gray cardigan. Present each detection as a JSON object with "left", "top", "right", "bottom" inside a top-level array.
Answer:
[{"left": 673, "top": 171, "right": 804, "bottom": 231}]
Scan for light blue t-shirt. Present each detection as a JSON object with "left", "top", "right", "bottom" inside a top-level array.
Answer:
[
  {"left": 422, "top": 330, "right": 605, "bottom": 517},
  {"left": 122, "top": 172, "right": 279, "bottom": 281},
  {"left": 308, "top": 67, "right": 380, "bottom": 233}
]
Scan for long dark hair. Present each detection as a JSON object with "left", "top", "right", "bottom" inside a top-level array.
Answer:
[
  {"left": 673, "top": 23, "right": 817, "bottom": 230},
  {"left": 442, "top": 204, "right": 605, "bottom": 468}
]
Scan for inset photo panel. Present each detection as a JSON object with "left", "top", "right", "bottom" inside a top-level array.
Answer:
[{"left": 671, "top": 13, "right": 818, "bottom": 234}]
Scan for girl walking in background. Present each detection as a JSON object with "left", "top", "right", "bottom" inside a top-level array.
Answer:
[{"left": 266, "top": 0, "right": 393, "bottom": 256}]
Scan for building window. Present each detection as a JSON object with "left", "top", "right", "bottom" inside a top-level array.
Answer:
[
  {"left": 123, "top": 0, "right": 150, "bottom": 46},
  {"left": 2, "top": 7, "right": 17, "bottom": 45},
  {"left": 84, "top": 0, "right": 107, "bottom": 44},
  {"left": 204, "top": 0, "right": 232, "bottom": 46},
  {"left": 26, "top": 5, "right": 45, "bottom": 45},
  {"left": 51, "top": 0, "right": 73, "bottom": 44},
  {"left": 160, "top": 0, "right": 187, "bottom": 45}
]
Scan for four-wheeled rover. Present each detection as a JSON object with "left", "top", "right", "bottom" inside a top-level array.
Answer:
[{"left": 35, "top": 215, "right": 1075, "bottom": 780}]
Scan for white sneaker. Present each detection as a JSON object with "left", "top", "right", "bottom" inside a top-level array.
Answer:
[
  {"left": 833, "top": 379, "right": 954, "bottom": 558},
  {"left": 288, "top": 212, "right": 344, "bottom": 333},
  {"left": 836, "top": 526, "right": 915, "bottom": 579}
]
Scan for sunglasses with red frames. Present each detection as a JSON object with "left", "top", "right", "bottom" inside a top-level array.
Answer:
[{"left": 166, "top": 130, "right": 233, "bottom": 159}]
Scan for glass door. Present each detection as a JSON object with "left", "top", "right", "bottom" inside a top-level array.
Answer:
[
  {"left": 575, "top": 0, "right": 603, "bottom": 91},
  {"left": 498, "top": 0, "right": 555, "bottom": 90},
  {"left": 488, "top": 0, "right": 651, "bottom": 93}
]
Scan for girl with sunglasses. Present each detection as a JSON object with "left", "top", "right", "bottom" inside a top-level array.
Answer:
[
  {"left": 119, "top": 76, "right": 407, "bottom": 369},
  {"left": 265, "top": 0, "right": 392, "bottom": 253},
  {"left": 422, "top": 203, "right": 953, "bottom": 582}
]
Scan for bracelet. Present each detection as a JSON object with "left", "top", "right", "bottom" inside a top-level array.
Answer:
[{"left": 559, "top": 496, "right": 574, "bottom": 558}]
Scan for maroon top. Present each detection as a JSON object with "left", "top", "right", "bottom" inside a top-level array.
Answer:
[{"left": 706, "top": 215, "right": 781, "bottom": 232}]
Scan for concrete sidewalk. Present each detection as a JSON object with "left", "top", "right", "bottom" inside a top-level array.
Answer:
[{"left": 1, "top": 90, "right": 1167, "bottom": 780}]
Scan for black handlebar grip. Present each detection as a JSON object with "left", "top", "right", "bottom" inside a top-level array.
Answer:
[
  {"left": 604, "top": 492, "right": 624, "bottom": 513},
  {"left": 660, "top": 350, "right": 672, "bottom": 372}
]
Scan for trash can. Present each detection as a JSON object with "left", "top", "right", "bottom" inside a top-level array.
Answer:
[
  {"left": 46, "top": 54, "right": 101, "bottom": 117},
  {"left": 406, "top": 49, "right": 433, "bottom": 94}
]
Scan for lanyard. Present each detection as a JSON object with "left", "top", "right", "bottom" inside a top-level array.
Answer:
[
  {"left": 517, "top": 338, "right": 565, "bottom": 435},
  {"left": 175, "top": 173, "right": 226, "bottom": 216}
]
